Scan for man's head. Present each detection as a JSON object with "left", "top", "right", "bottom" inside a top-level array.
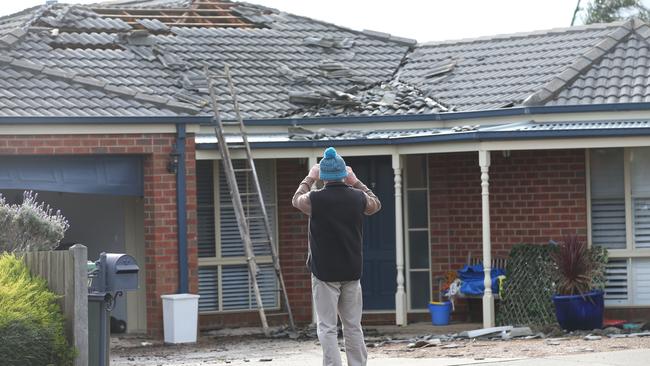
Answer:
[{"left": 319, "top": 147, "right": 348, "bottom": 182}]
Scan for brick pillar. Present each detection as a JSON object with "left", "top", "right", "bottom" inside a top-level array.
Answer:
[
  {"left": 143, "top": 134, "right": 198, "bottom": 337},
  {"left": 276, "top": 158, "right": 312, "bottom": 324}
]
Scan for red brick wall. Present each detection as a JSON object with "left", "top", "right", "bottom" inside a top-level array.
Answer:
[
  {"left": 429, "top": 149, "right": 587, "bottom": 319},
  {"left": 276, "top": 158, "right": 313, "bottom": 324},
  {"left": 0, "top": 133, "right": 197, "bottom": 337}
]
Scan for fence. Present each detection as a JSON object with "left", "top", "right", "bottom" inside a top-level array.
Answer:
[{"left": 22, "top": 244, "right": 89, "bottom": 366}]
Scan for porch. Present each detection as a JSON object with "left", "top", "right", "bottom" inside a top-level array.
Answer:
[{"left": 194, "top": 122, "right": 650, "bottom": 328}]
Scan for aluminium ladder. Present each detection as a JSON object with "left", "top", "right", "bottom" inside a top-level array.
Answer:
[{"left": 204, "top": 65, "right": 295, "bottom": 336}]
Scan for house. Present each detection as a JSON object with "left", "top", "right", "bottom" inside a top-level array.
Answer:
[{"left": 1, "top": 0, "right": 649, "bottom": 336}]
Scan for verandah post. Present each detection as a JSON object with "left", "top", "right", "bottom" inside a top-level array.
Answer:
[{"left": 479, "top": 150, "right": 495, "bottom": 328}]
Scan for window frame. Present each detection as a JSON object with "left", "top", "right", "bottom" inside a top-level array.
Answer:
[
  {"left": 587, "top": 148, "right": 650, "bottom": 308},
  {"left": 404, "top": 154, "right": 432, "bottom": 313},
  {"left": 197, "top": 159, "right": 280, "bottom": 314}
]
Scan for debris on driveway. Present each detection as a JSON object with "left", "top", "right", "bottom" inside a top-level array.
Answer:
[{"left": 111, "top": 323, "right": 650, "bottom": 365}]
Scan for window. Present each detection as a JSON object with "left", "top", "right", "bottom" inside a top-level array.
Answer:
[
  {"left": 196, "top": 160, "right": 279, "bottom": 313},
  {"left": 405, "top": 155, "right": 431, "bottom": 310},
  {"left": 589, "top": 148, "right": 650, "bottom": 306}
]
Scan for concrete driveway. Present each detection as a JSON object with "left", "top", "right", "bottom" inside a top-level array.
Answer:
[{"left": 219, "top": 348, "right": 649, "bottom": 365}]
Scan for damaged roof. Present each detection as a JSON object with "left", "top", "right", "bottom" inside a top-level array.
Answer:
[
  {"left": 2, "top": 1, "right": 650, "bottom": 119},
  {"left": 0, "top": 0, "right": 411, "bottom": 118}
]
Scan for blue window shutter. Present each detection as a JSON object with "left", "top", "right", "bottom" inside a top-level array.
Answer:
[
  {"left": 198, "top": 266, "right": 219, "bottom": 312},
  {"left": 196, "top": 160, "right": 216, "bottom": 258},
  {"left": 219, "top": 160, "right": 276, "bottom": 257}
]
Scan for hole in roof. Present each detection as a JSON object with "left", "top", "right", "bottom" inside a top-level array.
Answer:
[{"left": 89, "top": 0, "right": 264, "bottom": 30}]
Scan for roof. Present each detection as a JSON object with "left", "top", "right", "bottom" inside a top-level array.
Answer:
[
  {"left": 0, "top": 0, "right": 411, "bottom": 118},
  {"left": 398, "top": 21, "right": 636, "bottom": 111},
  {"left": 2, "top": 1, "right": 650, "bottom": 120}
]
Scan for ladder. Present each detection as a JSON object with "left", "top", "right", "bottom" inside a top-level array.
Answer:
[{"left": 204, "top": 65, "right": 295, "bottom": 336}]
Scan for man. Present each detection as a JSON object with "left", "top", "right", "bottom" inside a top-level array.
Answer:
[{"left": 292, "top": 147, "right": 381, "bottom": 366}]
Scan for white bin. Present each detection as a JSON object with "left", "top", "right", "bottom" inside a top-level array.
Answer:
[{"left": 161, "top": 293, "right": 200, "bottom": 344}]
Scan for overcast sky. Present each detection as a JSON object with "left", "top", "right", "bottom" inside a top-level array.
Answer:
[{"left": 0, "top": 0, "right": 596, "bottom": 43}]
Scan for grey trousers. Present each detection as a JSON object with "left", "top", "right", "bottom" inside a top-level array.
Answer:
[{"left": 312, "top": 275, "right": 368, "bottom": 366}]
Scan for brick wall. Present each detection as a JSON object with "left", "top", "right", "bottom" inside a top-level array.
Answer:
[
  {"left": 0, "top": 133, "right": 197, "bottom": 337},
  {"left": 276, "top": 158, "right": 313, "bottom": 324},
  {"left": 429, "top": 149, "right": 587, "bottom": 320}
]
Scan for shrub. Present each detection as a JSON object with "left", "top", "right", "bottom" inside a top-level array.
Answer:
[
  {"left": 0, "top": 191, "right": 69, "bottom": 252},
  {"left": 551, "top": 235, "right": 608, "bottom": 296},
  {"left": 0, "top": 253, "right": 75, "bottom": 366}
]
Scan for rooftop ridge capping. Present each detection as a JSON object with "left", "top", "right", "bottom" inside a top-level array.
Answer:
[
  {"left": 630, "top": 16, "right": 650, "bottom": 45},
  {"left": 361, "top": 29, "right": 417, "bottom": 46},
  {"left": 0, "top": 54, "right": 199, "bottom": 114},
  {"left": 523, "top": 19, "right": 635, "bottom": 106},
  {"left": 0, "top": 4, "right": 42, "bottom": 24},
  {"left": 418, "top": 20, "right": 628, "bottom": 47}
]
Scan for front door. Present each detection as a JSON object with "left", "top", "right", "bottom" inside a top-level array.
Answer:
[{"left": 346, "top": 156, "right": 396, "bottom": 310}]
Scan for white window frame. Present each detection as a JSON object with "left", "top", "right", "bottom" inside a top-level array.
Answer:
[
  {"left": 198, "top": 159, "right": 280, "bottom": 314},
  {"left": 404, "top": 154, "right": 432, "bottom": 313},
  {"left": 587, "top": 148, "right": 650, "bottom": 308}
]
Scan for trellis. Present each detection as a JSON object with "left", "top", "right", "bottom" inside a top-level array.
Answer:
[{"left": 497, "top": 244, "right": 558, "bottom": 327}]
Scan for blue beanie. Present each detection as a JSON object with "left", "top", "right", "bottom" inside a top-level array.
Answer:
[{"left": 319, "top": 147, "right": 348, "bottom": 181}]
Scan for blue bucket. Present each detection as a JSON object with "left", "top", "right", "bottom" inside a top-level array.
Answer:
[{"left": 428, "top": 301, "right": 451, "bottom": 326}]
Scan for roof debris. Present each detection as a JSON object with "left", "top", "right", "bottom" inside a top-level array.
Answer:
[
  {"left": 303, "top": 36, "right": 354, "bottom": 49},
  {"left": 288, "top": 80, "right": 449, "bottom": 117},
  {"left": 277, "top": 65, "right": 311, "bottom": 84},
  {"left": 319, "top": 60, "right": 353, "bottom": 78},
  {"left": 136, "top": 18, "right": 169, "bottom": 33}
]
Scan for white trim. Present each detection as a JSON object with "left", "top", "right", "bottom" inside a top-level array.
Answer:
[
  {"left": 588, "top": 147, "right": 650, "bottom": 306},
  {"left": 586, "top": 149, "right": 592, "bottom": 249},
  {"left": 625, "top": 149, "right": 633, "bottom": 251},
  {"left": 392, "top": 154, "right": 407, "bottom": 326},
  {"left": 196, "top": 137, "right": 650, "bottom": 163},
  {"left": 479, "top": 150, "right": 495, "bottom": 328},
  {"left": 607, "top": 250, "right": 650, "bottom": 257},
  {"left": 403, "top": 154, "right": 433, "bottom": 312}
]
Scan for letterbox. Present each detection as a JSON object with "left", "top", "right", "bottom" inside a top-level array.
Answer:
[{"left": 90, "top": 252, "right": 139, "bottom": 293}]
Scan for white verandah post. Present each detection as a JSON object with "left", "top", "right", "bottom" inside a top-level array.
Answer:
[
  {"left": 393, "top": 154, "right": 407, "bottom": 325},
  {"left": 479, "top": 150, "right": 495, "bottom": 328}
]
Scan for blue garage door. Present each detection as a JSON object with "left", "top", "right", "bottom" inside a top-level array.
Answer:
[{"left": 0, "top": 155, "right": 143, "bottom": 196}]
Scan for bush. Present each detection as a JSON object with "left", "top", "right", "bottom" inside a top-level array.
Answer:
[
  {"left": 551, "top": 235, "right": 608, "bottom": 295},
  {"left": 0, "top": 191, "right": 69, "bottom": 252},
  {"left": 0, "top": 253, "right": 75, "bottom": 366}
]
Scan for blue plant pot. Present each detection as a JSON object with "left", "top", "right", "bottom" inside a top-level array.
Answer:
[{"left": 552, "top": 290, "right": 604, "bottom": 331}]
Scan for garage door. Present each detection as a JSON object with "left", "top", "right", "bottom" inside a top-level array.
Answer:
[{"left": 0, "top": 155, "right": 143, "bottom": 196}]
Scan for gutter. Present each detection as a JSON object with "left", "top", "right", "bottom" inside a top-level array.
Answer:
[
  {"left": 0, "top": 116, "right": 210, "bottom": 124},
  {"left": 175, "top": 124, "right": 189, "bottom": 294},
  {"left": 195, "top": 127, "right": 650, "bottom": 150}
]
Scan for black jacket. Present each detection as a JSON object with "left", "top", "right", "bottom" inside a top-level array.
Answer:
[{"left": 308, "top": 182, "right": 367, "bottom": 281}]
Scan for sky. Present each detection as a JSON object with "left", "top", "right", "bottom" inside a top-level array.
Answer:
[{"left": 0, "top": 0, "right": 599, "bottom": 43}]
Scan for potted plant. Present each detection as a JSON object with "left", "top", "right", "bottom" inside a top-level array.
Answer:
[{"left": 551, "top": 235, "right": 607, "bottom": 331}]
